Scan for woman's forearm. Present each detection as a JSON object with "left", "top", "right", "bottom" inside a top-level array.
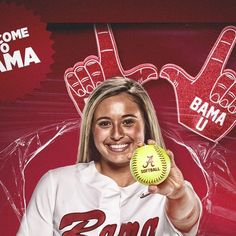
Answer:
[{"left": 165, "top": 182, "right": 201, "bottom": 233}]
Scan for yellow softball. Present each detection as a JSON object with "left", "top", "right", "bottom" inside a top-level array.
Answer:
[{"left": 130, "top": 144, "right": 171, "bottom": 185}]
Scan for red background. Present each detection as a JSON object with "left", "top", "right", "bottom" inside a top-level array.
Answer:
[{"left": 0, "top": 1, "right": 236, "bottom": 235}]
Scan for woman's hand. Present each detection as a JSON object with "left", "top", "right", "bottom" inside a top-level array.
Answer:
[
  {"left": 145, "top": 140, "right": 185, "bottom": 199},
  {"left": 136, "top": 140, "right": 201, "bottom": 233}
]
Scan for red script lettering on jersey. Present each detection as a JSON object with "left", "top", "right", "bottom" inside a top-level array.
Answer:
[{"left": 59, "top": 209, "right": 159, "bottom": 236}]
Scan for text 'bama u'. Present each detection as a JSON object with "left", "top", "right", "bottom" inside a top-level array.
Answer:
[{"left": 190, "top": 96, "right": 226, "bottom": 131}]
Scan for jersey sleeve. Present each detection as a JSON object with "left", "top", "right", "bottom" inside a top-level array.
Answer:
[{"left": 17, "top": 171, "right": 55, "bottom": 236}]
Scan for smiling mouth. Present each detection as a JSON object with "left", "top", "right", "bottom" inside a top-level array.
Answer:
[{"left": 107, "top": 144, "right": 129, "bottom": 152}]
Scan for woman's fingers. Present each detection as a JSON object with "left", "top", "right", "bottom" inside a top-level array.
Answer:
[
  {"left": 147, "top": 139, "right": 156, "bottom": 145},
  {"left": 148, "top": 185, "right": 159, "bottom": 193}
]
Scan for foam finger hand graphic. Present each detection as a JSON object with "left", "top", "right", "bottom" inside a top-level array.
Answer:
[
  {"left": 65, "top": 56, "right": 104, "bottom": 116},
  {"left": 65, "top": 24, "right": 158, "bottom": 117},
  {"left": 160, "top": 26, "right": 236, "bottom": 142}
]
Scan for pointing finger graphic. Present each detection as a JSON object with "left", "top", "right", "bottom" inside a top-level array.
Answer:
[
  {"left": 160, "top": 27, "right": 236, "bottom": 87},
  {"left": 95, "top": 24, "right": 158, "bottom": 83},
  {"left": 65, "top": 24, "right": 158, "bottom": 116},
  {"left": 160, "top": 26, "right": 236, "bottom": 142}
]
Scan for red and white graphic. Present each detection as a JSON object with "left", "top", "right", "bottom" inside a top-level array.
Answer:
[
  {"left": 64, "top": 24, "right": 158, "bottom": 116},
  {"left": 160, "top": 26, "right": 236, "bottom": 142},
  {"left": 0, "top": 3, "right": 53, "bottom": 101}
]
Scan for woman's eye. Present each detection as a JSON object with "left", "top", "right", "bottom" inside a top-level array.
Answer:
[
  {"left": 98, "top": 121, "right": 111, "bottom": 127},
  {"left": 123, "top": 119, "right": 135, "bottom": 126}
]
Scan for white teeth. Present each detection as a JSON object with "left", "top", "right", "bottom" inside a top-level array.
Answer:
[{"left": 109, "top": 144, "right": 128, "bottom": 149}]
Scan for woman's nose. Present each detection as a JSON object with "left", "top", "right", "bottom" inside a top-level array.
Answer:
[{"left": 111, "top": 125, "right": 124, "bottom": 140}]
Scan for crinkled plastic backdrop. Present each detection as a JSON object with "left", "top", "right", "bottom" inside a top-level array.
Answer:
[{"left": 1, "top": 2, "right": 236, "bottom": 235}]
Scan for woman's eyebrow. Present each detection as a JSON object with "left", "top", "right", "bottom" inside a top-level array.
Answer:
[
  {"left": 95, "top": 114, "right": 138, "bottom": 121},
  {"left": 95, "top": 116, "right": 111, "bottom": 121},
  {"left": 122, "top": 114, "right": 138, "bottom": 118}
]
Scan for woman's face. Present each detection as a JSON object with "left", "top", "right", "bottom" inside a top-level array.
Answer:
[{"left": 92, "top": 92, "right": 145, "bottom": 167}]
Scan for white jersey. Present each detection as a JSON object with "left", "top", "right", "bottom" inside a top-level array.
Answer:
[{"left": 17, "top": 161, "right": 201, "bottom": 236}]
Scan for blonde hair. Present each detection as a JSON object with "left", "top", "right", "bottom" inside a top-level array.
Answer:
[{"left": 77, "top": 77, "right": 165, "bottom": 163}]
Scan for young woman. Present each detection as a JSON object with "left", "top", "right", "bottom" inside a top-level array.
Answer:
[{"left": 17, "top": 77, "right": 201, "bottom": 236}]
